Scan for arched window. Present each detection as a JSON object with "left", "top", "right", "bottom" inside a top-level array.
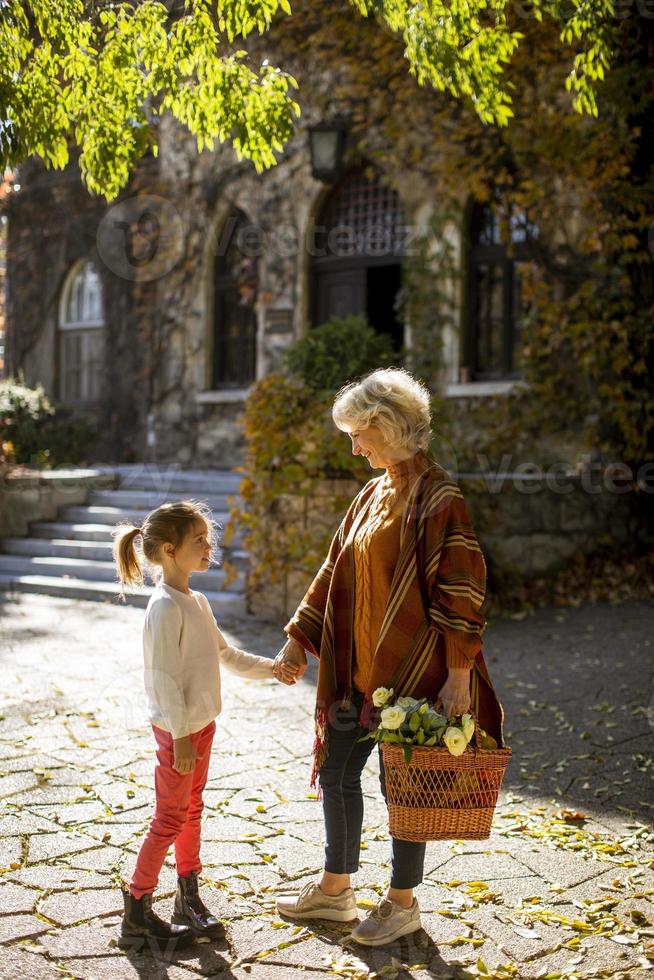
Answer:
[
  {"left": 212, "top": 212, "right": 258, "bottom": 388},
  {"left": 466, "top": 197, "right": 538, "bottom": 380},
  {"left": 58, "top": 260, "right": 105, "bottom": 405},
  {"left": 311, "top": 168, "right": 406, "bottom": 350}
]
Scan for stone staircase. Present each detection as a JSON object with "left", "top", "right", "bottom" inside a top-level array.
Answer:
[{"left": 0, "top": 465, "right": 248, "bottom": 617}]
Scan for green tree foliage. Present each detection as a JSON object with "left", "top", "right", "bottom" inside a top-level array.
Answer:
[
  {"left": 1, "top": 0, "right": 300, "bottom": 199},
  {"left": 352, "top": 0, "right": 618, "bottom": 122},
  {"left": 1, "top": 0, "right": 619, "bottom": 200}
]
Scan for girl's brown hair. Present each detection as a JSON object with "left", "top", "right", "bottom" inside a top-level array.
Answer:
[{"left": 112, "top": 500, "right": 218, "bottom": 591}]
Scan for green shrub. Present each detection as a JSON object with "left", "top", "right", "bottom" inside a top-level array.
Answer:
[
  {"left": 0, "top": 378, "right": 97, "bottom": 467},
  {"left": 284, "top": 314, "right": 396, "bottom": 394},
  {"left": 41, "top": 404, "right": 98, "bottom": 467}
]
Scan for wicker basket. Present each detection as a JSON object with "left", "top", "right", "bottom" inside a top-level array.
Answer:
[{"left": 380, "top": 710, "right": 512, "bottom": 842}]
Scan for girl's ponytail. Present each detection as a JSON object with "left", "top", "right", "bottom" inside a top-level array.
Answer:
[{"left": 113, "top": 524, "right": 144, "bottom": 588}]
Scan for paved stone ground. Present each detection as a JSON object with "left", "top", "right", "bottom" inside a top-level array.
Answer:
[{"left": 0, "top": 593, "right": 652, "bottom": 980}]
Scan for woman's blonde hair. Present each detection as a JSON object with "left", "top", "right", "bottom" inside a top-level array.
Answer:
[
  {"left": 112, "top": 500, "right": 218, "bottom": 590},
  {"left": 332, "top": 367, "right": 432, "bottom": 452}
]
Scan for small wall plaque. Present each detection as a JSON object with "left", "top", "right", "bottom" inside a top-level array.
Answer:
[{"left": 265, "top": 309, "right": 294, "bottom": 335}]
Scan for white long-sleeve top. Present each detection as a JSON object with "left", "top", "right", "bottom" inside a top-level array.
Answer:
[{"left": 142, "top": 581, "right": 273, "bottom": 739}]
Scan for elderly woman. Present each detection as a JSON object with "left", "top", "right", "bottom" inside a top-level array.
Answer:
[{"left": 274, "top": 367, "right": 505, "bottom": 947}]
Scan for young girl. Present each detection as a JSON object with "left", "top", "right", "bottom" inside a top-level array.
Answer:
[{"left": 113, "top": 500, "right": 296, "bottom": 953}]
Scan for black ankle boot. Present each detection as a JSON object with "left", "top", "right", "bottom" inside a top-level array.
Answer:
[
  {"left": 172, "top": 870, "right": 225, "bottom": 939},
  {"left": 119, "top": 888, "right": 194, "bottom": 952}
]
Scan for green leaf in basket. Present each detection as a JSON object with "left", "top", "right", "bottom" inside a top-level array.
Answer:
[
  {"left": 433, "top": 727, "right": 447, "bottom": 744},
  {"left": 402, "top": 743, "right": 413, "bottom": 764},
  {"left": 424, "top": 735, "right": 437, "bottom": 746},
  {"left": 416, "top": 728, "right": 425, "bottom": 745},
  {"left": 409, "top": 711, "right": 421, "bottom": 733},
  {"left": 421, "top": 708, "right": 442, "bottom": 732},
  {"left": 382, "top": 732, "right": 402, "bottom": 744}
]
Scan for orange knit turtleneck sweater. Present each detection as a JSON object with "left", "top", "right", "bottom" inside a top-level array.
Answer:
[{"left": 352, "top": 451, "right": 425, "bottom": 693}]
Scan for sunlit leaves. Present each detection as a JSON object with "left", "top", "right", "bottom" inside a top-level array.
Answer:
[
  {"left": 0, "top": 0, "right": 300, "bottom": 199},
  {"left": 558, "top": 1, "right": 616, "bottom": 117},
  {"left": 348, "top": 0, "right": 617, "bottom": 125},
  {"left": 1, "top": 0, "right": 622, "bottom": 199},
  {"left": 349, "top": 0, "right": 521, "bottom": 126},
  {"left": 216, "top": 0, "right": 294, "bottom": 42}
]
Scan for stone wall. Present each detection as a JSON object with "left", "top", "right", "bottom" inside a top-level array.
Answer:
[
  {"left": 0, "top": 469, "right": 117, "bottom": 538},
  {"left": 246, "top": 472, "right": 632, "bottom": 624},
  {"left": 459, "top": 473, "right": 631, "bottom": 580},
  {"left": 437, "top": 393, "right": 590, "bottom": 474}
]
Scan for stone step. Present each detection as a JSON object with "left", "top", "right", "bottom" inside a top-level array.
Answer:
[
  {"left": 87, "top": 489, "right": 234, "bottom": 511},
  {"left": 0, "top": 574, "right": 247, "bottom": 616},
  {"left": 29, "top": 521, "right": 247, "bottom": 554},
  {"left": 31, "top": 522, "right": 128, "bottom": 542},
  {"left": 2, "top": 537, "right": 115, "bottom": 560},
  {"left": 60, "top": 505, "right": 231, "bottom": 527},
  {"left": 0, "top": 537, "right": 249, "bottom": 567},
  {"left": 0, "top": 554, "right": 246, "bottom": 592},
  {"left": 96, "top": 465, "right": 243, "bottom": 495},
  {"left": 0, "top": 465, "right": 250, "bottom": 615}
]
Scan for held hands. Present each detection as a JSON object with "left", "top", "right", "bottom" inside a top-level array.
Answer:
[
  {"left": 173, "top": 735, "right": 203, "bottom": 775},
  {"left": 438, "top": 667, "right": 472, "bottom": 720},
  {"left": 272, "top": 637, "right": 308, "bottom": 686}
]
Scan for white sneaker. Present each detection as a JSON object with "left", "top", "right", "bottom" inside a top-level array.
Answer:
[
  {"left": 276, "top": 881, "right": 358, "bottom": 923},
  {"left": 350, "top": 896, "right": 421, "bottom": 946}
]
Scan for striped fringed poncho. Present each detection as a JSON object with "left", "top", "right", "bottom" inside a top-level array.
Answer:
[{"left": 285, "top": 450, "right": 506, "bottom": 786}]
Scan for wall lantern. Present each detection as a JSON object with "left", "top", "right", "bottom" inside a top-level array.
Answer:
[{"left": 308, "top": 121, "right": 348, "bottom": 183}]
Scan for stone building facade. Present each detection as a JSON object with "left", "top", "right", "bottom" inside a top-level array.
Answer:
[{"left": 4, "top": 2, "right": 587, "bottom": 470}]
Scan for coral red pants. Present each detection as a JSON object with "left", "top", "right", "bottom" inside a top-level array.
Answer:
[{"left": 129, "top": 719, "right": 215, "bottom": 899}]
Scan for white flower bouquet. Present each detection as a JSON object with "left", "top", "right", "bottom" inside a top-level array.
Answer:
[
  {"left": 368, "top": 688, "right": 512, "bottom": 842},
  {"left": 363, "top": 686, "right": 497, "bottom": 764}
]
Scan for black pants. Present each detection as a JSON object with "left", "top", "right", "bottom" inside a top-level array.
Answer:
[{"left": 318, "top": 688, "right": 426, "bottom": 889}]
